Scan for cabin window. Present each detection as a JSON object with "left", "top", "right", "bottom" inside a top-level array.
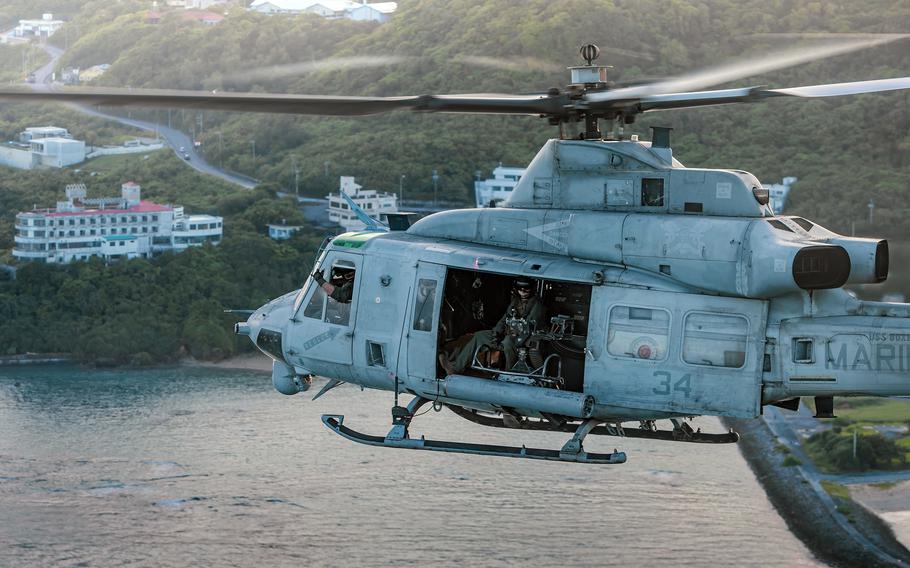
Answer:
[
  {"left": 303, "top": 284, "right": 326, "bottom": 320},
  {"left": 607, "top": 305, "right": 670, "bottom": 360},
  {"left": 683, "top": 312, "right": 748, "bottom": 368},
  {"left": 412, "top": 279, "right": 437, "bottom": 332},
  {"left": 792, "top": 338, "right": 814, "bottom": 363},
  {"left": 641, "top": 178, "right": 664, "bottom": 207}
]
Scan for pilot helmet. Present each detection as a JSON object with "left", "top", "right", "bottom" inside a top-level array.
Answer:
[
  {"left": 332, "top": 267, "right": 354, "bottom": 282},
  {"left": 514, "top": 279, "right": 534, "bottom": 294}
]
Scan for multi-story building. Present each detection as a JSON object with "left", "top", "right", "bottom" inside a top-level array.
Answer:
[
  {"left": 327, "top": 176, "right": 398, "bottom": 231},
  {"left": 13, "top": 182, "right": 223, "bottom": 264},
  {"left": 474, "top": 164, "right": 525, "bottom": 208}
]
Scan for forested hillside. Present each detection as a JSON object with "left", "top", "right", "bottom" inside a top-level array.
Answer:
[
  {"left": 0, "top": 151, "right": 317, "bottom": 364},
  {"left": 51, "top": 0, "right": 910, "bottom": 238}
]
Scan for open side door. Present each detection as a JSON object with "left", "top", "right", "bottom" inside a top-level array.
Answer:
[{"left": 585, "top": 287, "right": 767, "bottom": 419}]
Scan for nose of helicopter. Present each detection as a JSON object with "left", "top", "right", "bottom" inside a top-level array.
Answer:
[{"left": 234, "top": 291, "right": 311, "bottom": 395}]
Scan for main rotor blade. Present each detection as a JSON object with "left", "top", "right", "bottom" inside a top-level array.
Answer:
[
  {"left": 0, "top": 87, "right": 422, "bottom": 115},
  {"left": 0, "top": 87, "right": 566, "bottom": 117},
  {"left": 631, "top": 77, "right": 910, "bottom": 113},
  {"left": 586, "top": 33, "right": 909, "bottom": 104},
  {"left": 766, "top": 77, "right": 910, "bottom": 98}
]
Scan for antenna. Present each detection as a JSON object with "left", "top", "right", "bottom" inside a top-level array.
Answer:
[{"left": 580, "top": 44, "right": 601, "bottom": 65}]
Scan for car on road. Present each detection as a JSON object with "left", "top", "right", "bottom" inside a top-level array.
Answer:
[{"left": 183, "top": 153, "right": 190, "bottom": 160}]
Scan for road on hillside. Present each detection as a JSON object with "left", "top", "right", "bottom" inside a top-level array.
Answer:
[{"left": 27, "top": 42, "right": 257, "bottom": 190}]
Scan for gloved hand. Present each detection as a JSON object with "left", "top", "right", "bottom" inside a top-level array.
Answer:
[{"left": 312, "top": 268, "right": 326, "bottom": 285}]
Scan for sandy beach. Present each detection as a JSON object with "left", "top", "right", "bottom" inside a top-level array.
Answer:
[{"left": 851, "top": 481, "right": 910, "bottom": 549}]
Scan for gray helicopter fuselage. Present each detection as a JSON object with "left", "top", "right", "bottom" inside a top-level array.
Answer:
[{"left": 242, "top": 137, "right": 910, "bottom": 422}]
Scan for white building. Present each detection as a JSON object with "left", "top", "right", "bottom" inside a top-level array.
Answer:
[
  {"left": 0, "top": 126, "right": 85, "bottom": 170},
  {"left": 13, "top": 182, "right": 223, "bottom": 264},
  {"left": 30, "top": 138, "right": 85, "bottom": 168},
  {"left": 14, "top": 14, "right": 65, "bottom": 38},
  {"left": 765, "top": 176, "right": 798, "bottom": 215},
  {"left": 186, "top": 0, "right": 227, "bottom": 8},
  {"left": 248, "top": 0, "right": 396, "bottom": 21},
  {"left": 327, "top": 176, "right": 398, "bottom": 231},
  {"left": 474, "top": 164, "right": 525, "bottom": 208},
  {"left": 268, "top": 223, "right": 302, "bottom": 240}
]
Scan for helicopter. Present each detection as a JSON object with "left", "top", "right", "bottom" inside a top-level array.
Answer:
[{"left": 4, "top": 40, "right": 910, "bottom": 465}]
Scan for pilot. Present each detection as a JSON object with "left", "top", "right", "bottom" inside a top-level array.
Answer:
[
  {"left": 444, "top": 278, "right": 544, "bottom": 374},
  {"left": 312, "top": 267, "right": 355, "bottom": 304}
]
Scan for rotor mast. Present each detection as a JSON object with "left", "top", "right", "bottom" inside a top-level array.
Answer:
[{"left": 565, "top": 44, "right": 616, "bottom": 140}]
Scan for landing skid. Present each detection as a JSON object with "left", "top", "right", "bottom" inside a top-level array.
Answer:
[
  {"left": 447, "top": 405, "right": 739, "bottom": 444},
  {"left": 321, "top": 398, "right": 626, "bottom": 465}
]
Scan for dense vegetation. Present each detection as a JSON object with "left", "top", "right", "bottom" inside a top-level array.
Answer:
[
  {"left": 0, "top": 151, "right": 317, "bottom": 364},
  {"left": 0, "top": 43, "right": 47, "bottom": 84},
  {"left": 804, "top": 397, "right": 910, "bottom": 472}
]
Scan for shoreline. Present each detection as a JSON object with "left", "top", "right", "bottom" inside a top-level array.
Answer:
[
  {"left": 180, "top": 353, "right": 272, "bottom": 372},
  {"left": 723, "top": 416, "right": 910, "bottom": 567}
]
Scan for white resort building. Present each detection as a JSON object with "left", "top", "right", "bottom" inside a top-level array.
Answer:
[
  {"left": 327, "top": 176, "right": 398, "bottom": 231},
  {"left": 474, "top": 164, "right": 525, "bottom": 208},
  {"left": 248, "top": 0, "right": 397, "bottom": 22},
  {"left": 13, "top": 182, "right": 223, "bottom": 264}
]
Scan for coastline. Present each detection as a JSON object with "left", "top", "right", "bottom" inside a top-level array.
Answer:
[
  {"left": 723, "top": 416, "right": 910, "bottom": 567},
  {"left": 180, "top": 353, "right": 272, "bottom": 373}
]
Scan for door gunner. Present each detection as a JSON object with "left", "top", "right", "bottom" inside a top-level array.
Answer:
[{"left": 445, "top": 278, "right": 544, "bottom": 374}]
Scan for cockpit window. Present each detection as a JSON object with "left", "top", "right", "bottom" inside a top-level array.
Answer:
[
  {"left": 303, "top": 284, "right": 326, "bottom": 320},
  {"left": 256, "top": 328, "right": 284, "bottom": 361},
  {"left": 791, "top": 217, "right": 814, "bottom": 232},
  {"left": 767, "top": 219, "right": 794, "bottom": 233}
]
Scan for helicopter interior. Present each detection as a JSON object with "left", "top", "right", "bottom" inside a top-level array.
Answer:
[{"left": 437, "top": 269, "right": 591, "bottom": 392}]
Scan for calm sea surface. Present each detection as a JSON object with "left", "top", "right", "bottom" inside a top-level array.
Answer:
[{"left": 0, "top": 365, "right": 823, "bottom": 567}]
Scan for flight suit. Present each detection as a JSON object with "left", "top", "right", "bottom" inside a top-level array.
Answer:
[{"left": 453, "top": 294, "right": 544, "bottom": 373}]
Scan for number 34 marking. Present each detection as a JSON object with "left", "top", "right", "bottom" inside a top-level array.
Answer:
[{"left": 652, "top": 371, "right": 692, "bottom": 398}]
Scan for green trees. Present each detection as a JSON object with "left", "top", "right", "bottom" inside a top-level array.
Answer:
[
  {"left": 807, "top": 428, "right": 906, "bottom": 472},
  {"left": 0, "top": 149, "right": 324, "bottom": 365}
]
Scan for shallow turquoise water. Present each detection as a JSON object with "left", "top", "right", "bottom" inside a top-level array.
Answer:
[{"left": 0, "top": 365, "right": 822, "bottom": 567}]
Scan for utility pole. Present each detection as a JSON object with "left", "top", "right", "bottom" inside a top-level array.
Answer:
[
  {"left": 250, "top": 139, "right": 256, "bottom": 161},
  {"left": 216, "top": 131, "right": 223, "bottom": 167},
  {"left": 399, "top": 174, "right": 406, "bottom": 207},
  {"left": 432, "top": 169, "right": 439, "bottom": 208},
  {"left": 868, "top": 198, "right": 875, "bottom": 224},
  {"left": 292, "top": 157, "right": 300, "bottom": 198},
  {"left": 324, "top": 160, "right": 330, "bottom": 178}
]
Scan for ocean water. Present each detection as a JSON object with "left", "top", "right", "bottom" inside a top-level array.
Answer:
[{"left": 0, "top": 366, "right": 823, "bottom": 567}]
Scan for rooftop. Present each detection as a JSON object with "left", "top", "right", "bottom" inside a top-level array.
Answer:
[{"left": 44, "top": 201, "right": 173, "bottom": 217}]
